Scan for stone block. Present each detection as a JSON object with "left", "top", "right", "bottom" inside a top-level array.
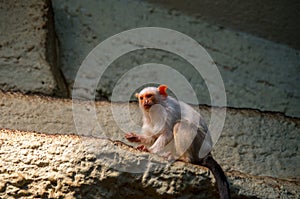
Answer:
[
  {"left": 0, "top": 0, "right": 67, "bottom": 96},
  {"left": 0, "top": 129, "right": 299, "bottom": 198}
]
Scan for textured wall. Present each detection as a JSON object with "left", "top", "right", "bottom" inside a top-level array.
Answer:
[
  {"left": 0, "top": 0, "right": 67, "bottom": 96},
  {"left": 148, "top": 0, "right": 300, "bottom": 50},
  {"left": 51, "top": 0, "right": 300, "bottom": 117}
]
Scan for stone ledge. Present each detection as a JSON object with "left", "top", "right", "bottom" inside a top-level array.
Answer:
[
  {"left": 0, "top": 129, "right": 299, "bottom": 199},
  {"left": 0, "top": 91, "right": 299, "bottom": 179}
]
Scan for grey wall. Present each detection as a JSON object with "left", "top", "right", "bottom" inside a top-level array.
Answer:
[
  {"left": 148, "top": 0, "right": 300, "bottom": 50},
  {"left": 52, "top": 0, "right": 300, "bottom": 117}
]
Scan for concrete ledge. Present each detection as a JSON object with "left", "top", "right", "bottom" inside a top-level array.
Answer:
[
  {"left": 0, "top": 0, "right": 67, "bottom": 96},
  {"left": 0, "top": 91, "right": 299, "bottom": 180},
  {"left": 0, "top": 129, "right": 299, "bottom": 198}
]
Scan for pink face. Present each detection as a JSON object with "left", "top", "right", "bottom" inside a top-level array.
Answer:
[
  {"left": 136, "top": 85, "right": 168, "bottom": 111},
  {"left": 137, "top": 92, "right": 157, "bottom": 111}
]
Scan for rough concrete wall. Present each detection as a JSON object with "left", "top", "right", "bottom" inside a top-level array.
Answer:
[
  {"left": 51, "top": 0, "right": 300, "bottom": 117},
  {"left": 0, "top": 129, "right": 299, "bottom": 199},
  {"left": 0, "top": 0, "right": 67, "bottom": 96},
  {"left": 0, "top": 91, "right": 299, "bottom": 179},
  {"left": 148, "top": 0, "right": 300, "bottom": 50}
]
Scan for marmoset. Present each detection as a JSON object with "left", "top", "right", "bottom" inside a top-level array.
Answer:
[{"left": 125, "top": 85, "right": 230, "bottom": 199}]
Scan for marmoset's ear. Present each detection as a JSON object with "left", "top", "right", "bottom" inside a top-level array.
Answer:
[
  {"left": 158, "top": 85, "right": 168, "bottom": 97},
  {"left": 135, "top": 93, "right": 139, "bottom": 98}
]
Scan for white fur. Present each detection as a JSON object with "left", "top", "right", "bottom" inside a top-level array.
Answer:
[{"left": 138, "top": 86, "right": 211, "bottom": 155}]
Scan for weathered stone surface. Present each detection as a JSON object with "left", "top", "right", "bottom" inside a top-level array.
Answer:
[
  {"left": 51, "top": 0, "right": 300, "bottom": 117},
  {"left": 0, "top": 91, "right": 299, "bottom": 179},
  {"left": 148, "top": 0, "right": 300, "bottom": 50},
  {"left": 0, "top": 0, "right": 67, "bottom": 96},
  {"left": 0, "top": 129, "right": 299, "bottom": 199}
]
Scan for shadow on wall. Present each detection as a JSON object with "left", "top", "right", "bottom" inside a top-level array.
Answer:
[{"left": 147, "top": 0, "right": 300, "bottom": 50}]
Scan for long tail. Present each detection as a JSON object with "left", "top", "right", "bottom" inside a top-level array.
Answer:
[{"left": 197, "top": 154, "right": 231, "bottom": 199}]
